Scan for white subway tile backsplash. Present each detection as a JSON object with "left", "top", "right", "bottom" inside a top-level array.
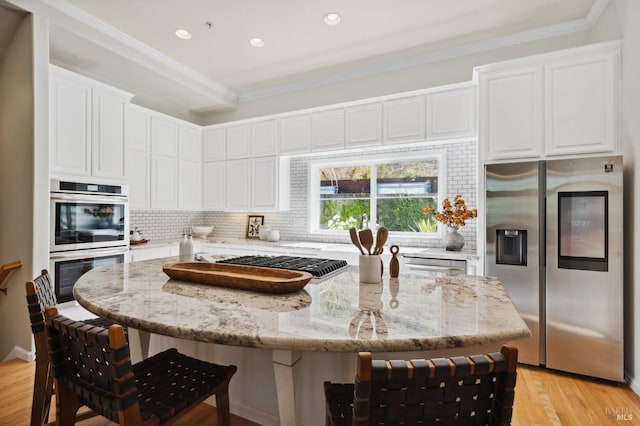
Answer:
[{"left": 131, "top": 140, "right": 478, "bottom": 251}]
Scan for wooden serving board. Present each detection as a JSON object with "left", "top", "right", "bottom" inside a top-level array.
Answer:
[{"left": 162, "top": 262, "right": 313, "bottom": 294}]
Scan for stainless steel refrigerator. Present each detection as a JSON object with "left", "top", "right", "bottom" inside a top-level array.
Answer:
[{"left": 485, "top": 156, "right": 624, "bottom": 382}]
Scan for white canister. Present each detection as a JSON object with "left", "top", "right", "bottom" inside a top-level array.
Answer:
[
  {"left": 259, "top": 226, "right": 271, "bottom": 241},
  {"left": 266, "top": 229, "right": 280, "bottom": 242},
  {"left": 359, "top": 255, "right": 382, "bottom": 284}
]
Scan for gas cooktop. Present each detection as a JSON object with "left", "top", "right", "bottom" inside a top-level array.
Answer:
[{"left": 216, "top": 255, "right": 349, "bottom": 278}]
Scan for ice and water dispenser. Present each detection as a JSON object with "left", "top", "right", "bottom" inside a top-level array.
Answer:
[{"left": 496, "top": 229, "right": 527, "bottom": 266}]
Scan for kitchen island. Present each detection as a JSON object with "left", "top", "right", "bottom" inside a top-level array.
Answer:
[{"left": 73, "top": 257, "right": 530, "bottom": 426}]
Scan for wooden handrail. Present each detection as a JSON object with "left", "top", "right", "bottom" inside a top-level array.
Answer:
[{"left": 0, "top": 261, "right": 22, "bottom": 295}]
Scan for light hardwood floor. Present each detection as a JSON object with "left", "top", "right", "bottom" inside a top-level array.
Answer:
[{"left": 1, "top": 358, "right": 639, "bottom": 425}]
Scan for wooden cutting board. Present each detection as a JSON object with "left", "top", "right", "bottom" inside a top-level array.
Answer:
[{"left": 162, "top": 262, "right": 313, "bottom": 294}]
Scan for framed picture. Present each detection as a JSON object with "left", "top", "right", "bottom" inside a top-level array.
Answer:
[{"left": 246, "top": 215, "right": 264, "bottom": 239}]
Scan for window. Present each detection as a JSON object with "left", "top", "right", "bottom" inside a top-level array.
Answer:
[{"left": 310, "top": 153, "right": 443, "bottom": 235}]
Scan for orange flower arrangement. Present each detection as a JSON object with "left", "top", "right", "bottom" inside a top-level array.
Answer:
[{"left": 421, "top": 195, "right": 477, "bottom": 227}]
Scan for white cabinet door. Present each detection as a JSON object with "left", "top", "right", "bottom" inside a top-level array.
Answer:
[
  {"left": 151, "top": 154, "right": 178, "bottom": 209},
  {"left": 545, "top": 49, "right": 618, "bottom": 156},
  {"left": 426, "top": 86, "right": 476, "bottom": 141},
  {"left": 178, "top": 159, "right": 202, "bottom": 210},
  {"left": 226, "top": 159, "right": 251, "bottom": 210},
  {"left": 383, "top": 95, "right": 426, "bottom": 144},
  {"left": 128, "top": 149, "right": 150, "bottom": 209},
  {"left": 251, "top": 119, "right": 278, "bottom": 157},
  {"left": 203, "top": 161, "right": 226, "bottom": 210},
  {"left": 91, "top": 88, "right": 126, "bottom": 180},
  {"left": 151, "top": 116, "right": 178, "bottom": 156},
  {"left": 226, "top": 125, "right": 251, "bottom": 159},
  {"left": 251, "top": 157, "right": 278, "bottom": 210},
  {"left": 279, "top": 114, "right": 310, "bottom": 154},
  {"left": 179, "top": 126, "right": 201, "bottom": 160},
  {"left": 203, "top": 128, "right": 226, "bottom": 161},
  {"left": 478, "top": 66, "right": 543, "bottom": 161},
  {"left": 50, "top": 74, "right": 92, "bottom": 176},
  {"left": 126, "top": 107, "right": 151, "bottom": 151},
  {"left": 345, "top": 103, "right": 382, "bottom": 147},
  {"left": 312, "top": 109, "right": 345, "bottom": 152},
  {"left": 311, "top": 109, "right": 345, "bottom": 152}
]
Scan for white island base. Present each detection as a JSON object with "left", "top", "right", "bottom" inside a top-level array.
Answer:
[{"left": 141, "top": 334, "right": 517, "bottom": 426}]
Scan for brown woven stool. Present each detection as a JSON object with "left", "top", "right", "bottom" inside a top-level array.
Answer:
[
  {"left": 44, "top": 306, "right": 237, "bottom": 426},
  {"left": 25, "top": 269, "right": 125, "bottom": 426},
  {"left": 324, "top": 345, "right": 518, "bottom": 426}
]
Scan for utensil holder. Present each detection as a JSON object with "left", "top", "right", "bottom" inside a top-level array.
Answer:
[{"left": 359, "top": 255, "right": 382, "bottom": 284}]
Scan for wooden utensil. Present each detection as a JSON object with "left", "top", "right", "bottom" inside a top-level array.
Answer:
[
  {"left": 374, "top": 227, "right": 388, "bottom": 255},
  {"left": 389, "top": 245, "right": 400, "bottom": 278},
  {"left": 350, "top": 227, "right": 366, "bottom": 255},
  {"left": 359, "top": 229, "right": 374, "bottom": 255}
]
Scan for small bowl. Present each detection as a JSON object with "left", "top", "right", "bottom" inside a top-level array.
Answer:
[{"left": 191, "top": 226, "right": 213, "bottom": 238}]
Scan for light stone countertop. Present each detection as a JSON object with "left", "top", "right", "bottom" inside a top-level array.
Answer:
[{"left": 73, "top": 257, "right": 530, "bottom": 353}]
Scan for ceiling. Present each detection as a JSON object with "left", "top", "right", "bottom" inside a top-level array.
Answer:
[{"left": 27, "top": 0, "right": 606, "bottom": 118}]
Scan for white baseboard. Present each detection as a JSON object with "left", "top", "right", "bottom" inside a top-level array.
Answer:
[
  {"left": 205, "top": 397, "right": 279, "bottom": 426},
  {"left": 627, "top": 372, "right": 640, "bottom": 397},
  {"left": 3, "top": 346, "right": 35, "bottom": 362}
]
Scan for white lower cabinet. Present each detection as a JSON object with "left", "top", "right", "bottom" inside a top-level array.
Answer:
[{"left": 151, "top": 154, "right": 178, "bottom": 209}]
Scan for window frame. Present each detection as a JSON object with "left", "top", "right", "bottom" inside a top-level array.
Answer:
[{"left": 308, "top": 150, "right": 447, "bottom": 238}]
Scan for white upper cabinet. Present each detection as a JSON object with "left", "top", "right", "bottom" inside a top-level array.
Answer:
[
  {"left": 151, "top": 116, "right": 178, "bottom": 156},
  {"left": 476, "top": 41, "right": 621, "bottom": 162},
  {"left": 545, "top": 45, "right": 619, "bottom": 156},
  {"left": 226, "top": 125, "right": 251, "bottom": 159},
  {"left": 345, "top": 103, "right": 382, "bottom": 147},
  {"left": 203, "top": 128, "right": 227, "bottom": 161},
  {"left": 91, "top": 89, "right": 127, "bottom": 179},
  {"left": 279, "top": 114, "right": 311, "bottom": 154},
  {"left": 50, "top": 66, "right": 132, "bottom": 181},
  {"left": 203, "top": 161, "right": 226, "bottom": 210},
  {"left": 126, "top": 107, "right": 151, "bottom": 151},
  {"left": 178, "top": 126, "right": 201, "bottom": 161},
  {"left": 226, "top": 159, "right": 251, "bottom": 210},
  {"left": 178, "top": 159, "right": 202, "bottom": 210},
  {"left": 311, "top": 109, "right": 345, "bottom": 152},
  {"left": 383, "top": 95, "right": 426, "bottom": 144},
  {"left": 151, "top": 154, "right": 178, "bottom": 209},
  {"left": 426, "top": 86, "right": 476, "bottom": 141},
  {"left": 50, "top": 72, "right": 92, "bottom": 177},
  {"left": 251, "top": 156, "right": 278, "bottom": 210},
  {"left": 128, "top": 149, "right": 150, "bottom": 209},
  {"left": 478, "top": 66, "right": 544, "bottom": 161},
  {"left": 251, "top": 119, "right": 279, "bottom": 157}
]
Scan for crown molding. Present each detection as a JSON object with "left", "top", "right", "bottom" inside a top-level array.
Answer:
[{"left": 7, "top": 0, "right": 610, "bottom": 109}]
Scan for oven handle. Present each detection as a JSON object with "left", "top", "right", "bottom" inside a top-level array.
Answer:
[
  {"left": 404, "top": 264, "right": 465, "bottom": 272},
  {"left": 50, "top": 193, "right": 129, "bottom": 204},
  {"left": 50, "top": 247, "right": 128, "bottom": 260}
]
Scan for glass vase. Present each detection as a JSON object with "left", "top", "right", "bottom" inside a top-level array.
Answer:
[{"left": 443, "top": 226, "right": 464, "bottom": 251}]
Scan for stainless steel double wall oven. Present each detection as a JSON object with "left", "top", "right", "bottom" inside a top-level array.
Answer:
[{"left": 49, "top": 180, "right": 129, "bottom": 302}]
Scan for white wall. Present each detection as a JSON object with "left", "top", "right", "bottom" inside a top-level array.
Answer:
[{"left": 0, "top": 7, "right": 49, "bottom": 361}]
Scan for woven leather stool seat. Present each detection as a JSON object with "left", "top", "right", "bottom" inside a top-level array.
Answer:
[
  {"left": 324, "top": 346, "right": 518, "bottom": 426},
  {"left": 45, "top": 307, "right": 237, "bottom": 426}
]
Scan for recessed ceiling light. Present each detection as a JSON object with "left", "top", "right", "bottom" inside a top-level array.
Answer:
[
  {"left": 249, "top": 37, "right": 265, "bottom": 47},
  {"left": 174, "top": 28, "right": 192, "bottom": 40},
  {"left": 324, "top": 12, "right": 341, "bottom": 26}
]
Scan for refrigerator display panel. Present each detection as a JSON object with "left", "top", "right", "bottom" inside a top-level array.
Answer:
[{"left": 558, "top": 191, "right": 608, "bottom": 271}]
